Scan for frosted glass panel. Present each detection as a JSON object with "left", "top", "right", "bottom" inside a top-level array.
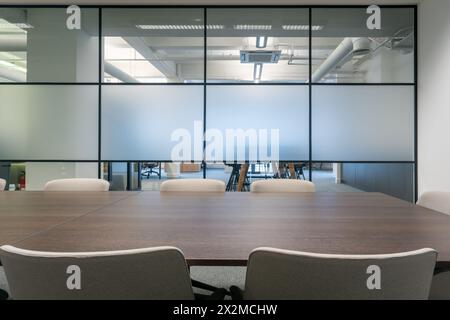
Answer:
[
  {"left": 0, "top": 85, "right": 98, "bottom": 160},
  {"left": 206, "top": 86, "right": 309, "bottom": 161},
  {"left": 312, "top": 86, "right": 414, "bottom": 161},
  {"left": 102, "top": 86, "right": 203, "bottom": 161}
]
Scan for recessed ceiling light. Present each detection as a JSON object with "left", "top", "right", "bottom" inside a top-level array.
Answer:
[
  {"left": 253, "top": 63, "right": 263, "bottom": 81},
  {"left": 136, "top": 24, "right": 224, "bottom": 30},
  {"left": 234, "top": 25, "right": 272, "bottom": 31},
  {"left": 282, "top": 25, "right": 324, "bottom": 31},
  {"left": 256, "top": 36, "right": 268, "bottom": 48}
]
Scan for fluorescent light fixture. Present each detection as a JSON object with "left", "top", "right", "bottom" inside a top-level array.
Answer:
[
  {"left": 234, "top": 25, "right": 272, "bottom": 31},
  {"left": 136, "top": 24, "right": 224, "bottom": 30},
  {"left": 282, "top": 25, "right": 324, "bottom": 31},
  {"left": 256, "top": 36, "right": 268, "bottom": 48},
  {"left": 253, "top": 63, "right": 263, "bottom": 81},
  {"left": 0, "top": 22, "right": 34, "bottom": 29}
]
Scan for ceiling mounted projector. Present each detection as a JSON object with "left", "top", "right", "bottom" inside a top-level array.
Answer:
[{"left": 240, "top": 50, "right": 282, "bottom": 64}]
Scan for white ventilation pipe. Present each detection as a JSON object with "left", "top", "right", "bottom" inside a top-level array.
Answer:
[
  {"left": 0, "top": 67, "right": 26, "bottom": 82},
  {"left": 0, "top": 37, "right": 26, "bottom": 81},
  {"left": 312, "top": 37, "right": 371, "bottom": 83},
  {"left": 0, "top": 36, "right": 26, "bottom": 52},
  {"left": 104, "top": 62, "right": 139, "bottom": 83}
]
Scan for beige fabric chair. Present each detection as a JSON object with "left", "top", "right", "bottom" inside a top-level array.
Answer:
[
  {"left": 43, "top": 178, "right": 110, "bottom": 192},
  {"left": 417, "top": 191, "right": 450, "bottom": 215},
  {"left": 0, "top": 245, "right": 194, "bottom": 300},
  {"left": 250, "top": 179, "right": 316, "bottom": 193},
  {"left": 417, "top": 192, "right": 450, "bottom": 299},
  {"left": 0, "top": 178, "right": 6, "bottom": 191},
  {"left": 160, "top": 179, "right": 225, "bottom": 192},
  {"left": 234, "top": 247, "right": 436, "bottom": 300}
]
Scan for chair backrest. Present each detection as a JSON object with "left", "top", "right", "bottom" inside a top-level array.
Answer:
[
  {"left": 417, "top": 191, "right": 450, "bottom": 215},
  {"left": 244, "top": 247, "right": 437, "bottom": 300},
  {"left": 160, "top": 179, "right": 225, "bottom": 192},
  {"left": 0, "top": 178, "right": 5, "bottom": 191},
  {"left": 43, "top": 178, "right": 110, "bottom": 192},
  {"left": 250, "top": 179, "right": 316, "bottom": 193},
  {"left": 0, "top": 245, "right": 194, "bottom": 300}
]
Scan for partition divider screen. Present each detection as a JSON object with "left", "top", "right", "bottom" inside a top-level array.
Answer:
[{"left": 0, "top": 5, "right": 417, "bottom": 201}]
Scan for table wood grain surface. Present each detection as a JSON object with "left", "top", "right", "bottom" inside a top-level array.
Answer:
[{"left": 1, "top": 191, "right": 450, "bottom": 267}]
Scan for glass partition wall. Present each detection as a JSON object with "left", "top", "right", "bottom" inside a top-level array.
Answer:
[{"left": 0, "top": 6, "right": 416, "bottom": 201}]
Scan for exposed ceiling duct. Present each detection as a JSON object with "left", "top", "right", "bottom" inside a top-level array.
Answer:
[
  {"left": 311, "top": 37, "right": 371, "bottom": 83},
  {"left": 0, "top": 36, "right": 26, "bottom": 81},
  {"left": 104, "top": 61, "right": 139, "bottom": 83},
  {"left": 0, "top": 67, "right": 25, "bottom": 82},
  {"left": 123, "top": 37, "right": 179, "bottom": 81},
  {"left": 0, "top": 35, "right": 26, "bottom": 51}
]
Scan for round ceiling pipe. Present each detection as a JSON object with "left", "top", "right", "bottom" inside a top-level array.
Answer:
[{"left": 311, "top": 37, "right": 371, "bottom": 83}]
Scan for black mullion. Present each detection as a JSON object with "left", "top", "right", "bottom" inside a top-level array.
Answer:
[
  {"left": 98, "top": 7, "right": 103, "bottom": 179},
  {"left": 203, "top": 7, "right": 207, "bottom": 179},
  {"left": 308, "top": 8, "right": 313, "bottom": 182},
  {"left": 0, "top": 82, "right": 416, "bottom": 86},
  {"left": 1, "top": 5, "right": 413, "bottom": 9},
  {"left": 414, "top": 6, "right": 418, "bottom": 202},
  {"left": 126, "top": 162, "right": 132, "bottom": 191},
  {"left": 311, "top": 83, "right": 415, "bottom": 86},
  {"left": 0, "top": 4, "right": 418, "bottom": 196}
]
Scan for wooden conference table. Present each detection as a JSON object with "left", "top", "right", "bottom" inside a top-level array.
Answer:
[{"left": 1, "top": 191, "right": 450, "bottom": 269}]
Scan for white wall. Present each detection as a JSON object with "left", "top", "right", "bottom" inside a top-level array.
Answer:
[
  {"left": 362, "top": 48, "right": 414, "bottom": 83},
  {"left": 25, "top": 162, "right": 98, "bottom": 190},
  {"left": 418, "top": 0, "right": 450, "bottom": 196}
]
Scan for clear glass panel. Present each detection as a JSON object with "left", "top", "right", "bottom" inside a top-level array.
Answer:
[
  {"left": 0, "top": 85, "right": 98, "bottom": 160},
  {"left": 0, "top": 7, "right": 99, "bottom": 82},
  {"left": 206, "top": 162, "right": 310, "bottom": 192},
  {"left": 102, "top": 8, "right": 204, "bottom": 83},
  {"left": 101, "top": 85, "right": 204, "bottom": 161},
  {"left": 310, "top": 162, "right": 414, "bottom": 202},
  {"left": 140, "top": 162, "right": 204, "bottom": 191},
  {"left": 0, "top": 162, "right": 98, "bottom": 191},
  {"left": 207, "top": 8, "right": 309, "bottom": 83},
  {"left": 312, "top": 85, "right": 414, "bottom": 162},
  {"left": 312, "top": 7, "right": 414, "bottom": 83},
  {"left": 206, "top": 85, "right": 309, "bottom": 162}
]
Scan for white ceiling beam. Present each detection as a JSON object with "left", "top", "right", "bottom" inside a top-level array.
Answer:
[{"left": 123, "top": 36, "right": 179, "bottom": 81}]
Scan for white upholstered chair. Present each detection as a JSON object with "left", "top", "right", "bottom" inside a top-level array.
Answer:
[
  {"left": 0, "top": 245, "right": 194, "bottom": 300},
  {"left": 417, "top": 191, "right": 450, "bottom": 299},
  {"left": 231, "top": 247, "right": 437, "bottom": 300},
  {"left": 43, "top": 178, "right": 110, "bottom": 192},
  {"left": 0, "top": 178, "right": 6, "bottom": 191},
  {"left": 160, "top": 179, "right": 225, "bottom": 193},
  {"left": 250, "top": 179, "right": 316, "bottom": 193}
]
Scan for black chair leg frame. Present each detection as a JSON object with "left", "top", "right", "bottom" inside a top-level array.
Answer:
[
  {"left": 192, "top": 280, "right": 230, "bottom": 300},
  {"left": 0, "top": 289, "right": 8, "bottom": 300},
  {"left": 229, "top": 286, "right": 244, "bottom": 300}
]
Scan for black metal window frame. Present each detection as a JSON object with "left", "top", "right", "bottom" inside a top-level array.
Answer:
[{"left": 0, "top": 4, "right": 418, "bottom": 199}]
